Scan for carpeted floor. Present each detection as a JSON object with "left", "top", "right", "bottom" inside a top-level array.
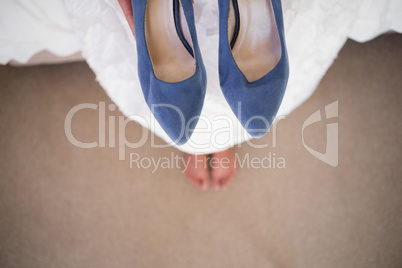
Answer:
[{"left": 0, "top": 34, "right": 401, "bottom": 268}]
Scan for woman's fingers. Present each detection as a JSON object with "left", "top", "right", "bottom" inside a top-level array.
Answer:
[{"left": 117, "top": 0, "right": 135, "bottom": 37}]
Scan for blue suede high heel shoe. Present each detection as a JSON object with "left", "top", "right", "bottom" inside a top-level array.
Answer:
[
  {"left": 218, "top": 0, "right": 289, "bottom": 138},
  {"left": 132, "top": 0, "right": 207, "bottom": 145}
]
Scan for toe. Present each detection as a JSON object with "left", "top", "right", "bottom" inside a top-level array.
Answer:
[
  {"left": 220, "top": 174, "right": 233, "bottom": 190},
  {"left": 192, "top": 177, "right": 203, "bottom": 190},
  {"left": 212, "top": 176, "right": 221, "bottom": 191},
  {"left": 220, "top": 177, "right": 229, "bottom": 190},
  {"left": 199, "top": 177, "right": 209, "bottom": 191},
  {"left": 182, "top": 153, "right": 209, "bottom": 191},
  {"left": 184, "top": 168, "right": 209, "bottom": 191}
]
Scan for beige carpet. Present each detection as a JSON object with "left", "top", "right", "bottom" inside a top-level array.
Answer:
[{"left": 1, "top": 34, "right": 401, "bottom": 268}]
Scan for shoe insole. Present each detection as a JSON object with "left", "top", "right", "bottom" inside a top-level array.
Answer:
[
  {"left": 145, "top": 0, "right": 196, "bottom": 83},
  {"left": 229, "top": 0, "right": 281, "bottom": 82}
]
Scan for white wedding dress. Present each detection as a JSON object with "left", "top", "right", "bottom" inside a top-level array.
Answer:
[{"left": 1, "top": 0, "right": 401, "bottom": 154}]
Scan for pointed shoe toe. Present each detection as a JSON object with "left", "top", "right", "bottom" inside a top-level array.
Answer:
[
  {"left": 218, "top": 0, "right": 290, "bottom": 138},
  {"left": 132, "top": 0, "right": 207, "bottom": 145}
]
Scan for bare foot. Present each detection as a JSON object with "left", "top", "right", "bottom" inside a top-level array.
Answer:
[
  {"left": 210, "top": 148, "right": 238, "bottom": 191},
  {"left": 183, "top": 153, "right": 209, "bottom": 191}
]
